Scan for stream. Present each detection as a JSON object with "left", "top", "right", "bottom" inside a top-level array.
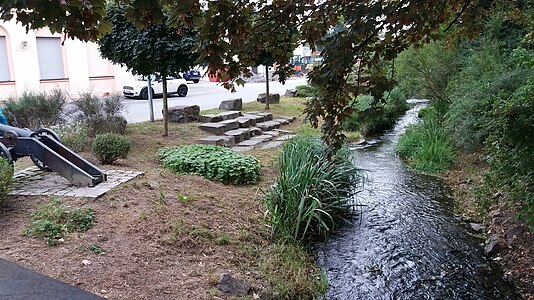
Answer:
[{"left": 316, "top": 101, "right": 519, "bottom": 300}]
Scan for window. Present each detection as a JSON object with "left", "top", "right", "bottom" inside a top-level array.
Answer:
[
  {"left": 0, "top": 36, "right": 9, "bottom": 81},
  {"left": 36, "top": 37, "right": 64, "bottom": 80}
]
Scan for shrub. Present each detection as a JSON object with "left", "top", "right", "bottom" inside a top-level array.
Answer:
[
  {"left": 157, "top": 144, "right": 260, "bottom": 184},
  {"left": 25, "top": 198, "right": 94, "bottom": 246},
  {"left": 295, "top": 85, "right": 319, "bottom": 98},
  {"left": 73, "top": 93, "right": 127, "bottom": 136},
  {"left": 0, "top": 158, "right": 13, "bottom": 200},
  {"left": 2, "top": 88, "right": 66, "bottom": 129},
  {"left": 91, "top": 133, "right": 131, "bottom": 164},
  {"left": 264, "top": 136, "right": 361, "bottom": 243},
  {"left": 397, "top": 109, "right": 454, "bottom": 173},
  {"left": 53, "top": 122, "right": 90, "bottom": 152}
]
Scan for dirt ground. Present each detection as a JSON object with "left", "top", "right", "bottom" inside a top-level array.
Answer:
[
  {"left": 442, "top": 153, "right": 534, "bottom": 300},
  {"left": 0, "top": 104, "right": 308, "bottom": 300}
]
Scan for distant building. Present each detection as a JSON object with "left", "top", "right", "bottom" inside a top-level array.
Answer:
[{"left": 0, "top": 20, "right": 134, "bottom": 100}]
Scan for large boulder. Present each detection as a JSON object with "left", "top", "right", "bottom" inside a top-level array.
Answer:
[
  {"left": 168, "top": 105, "right": 200, "bottom": 123},
  {"left": 217, "top": 273, "right": 251, "bottom": 297},
  {"left": 284, "top": 89, "right": 298, "bottom": 97},
  {"left": 257, "top": 93, "right": 280, "bottom": 104},
  {"left": 219, "top": 98, "right": 243, "bottom": 111}
]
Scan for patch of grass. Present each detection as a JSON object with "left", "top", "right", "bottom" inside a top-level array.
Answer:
[
  {"left": 201, "top": 96, "right": 306, "bottom": 118},
  {"left": 88, "top": 244, "right": 104, "bottom": 255},
  {"left": 397, "top": 109, "right": 454, "bottom": 173},
  {"left": 25, "top": 198, "right": 94, "bottom": 246},
  {"left": 215, "top": 233, "right": 231, "bottom": 246},
  {"left": 264, "top": 136, "right": 362, "bottom": 243},
  {"left": 261, "top": 242, "right": 327, "bottom": 299}
]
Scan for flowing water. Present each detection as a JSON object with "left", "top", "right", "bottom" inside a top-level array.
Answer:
[{"left": 316, "top": 102, "right": 519, "bottom": 300}]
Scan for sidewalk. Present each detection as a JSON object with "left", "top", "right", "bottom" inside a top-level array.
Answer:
[{"left": 0, "top": 258, "right": 103, "bottom": 300}]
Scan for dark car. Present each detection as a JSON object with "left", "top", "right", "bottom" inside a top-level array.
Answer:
[{"left": 182, "top": 70, "right": 201, "bottom": 83}]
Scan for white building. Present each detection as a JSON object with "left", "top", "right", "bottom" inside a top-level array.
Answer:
[{"left": 0, "top": 20, "right": 134, "bottom": 100}]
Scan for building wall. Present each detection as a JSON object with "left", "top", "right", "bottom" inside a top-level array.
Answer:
[{"left": 0, "top": 20, "right": 134, "bottom": 100}]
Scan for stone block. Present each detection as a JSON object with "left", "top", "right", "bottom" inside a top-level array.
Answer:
[
  {"left": 263, "top": 131, "right": 280, "bottom": 137},
  {"left": 251, "top": 135, "right": 273, "bottom": 142},
  {"left": 272, "top": 118, "right": 290, "bottom": 125},
  {"left": 274, "top": 129, "right": 293, "bottom": 134},
  {"left": 257, "top": 93, "right": 281, "bottom": 104},
  {"left": 199, "top": 114, "right": 223, "bottom": 123},
  {"left": 219, "top": 98, "right": 243, "bottom": 111},
  {"left": 225, "top": 129, "right": 247, "bottom": 143},
  {"left": 257, "top": 112, "right": 273, "bottom": 121},
  {"left": 261, "top": 141, "right": 284, "bottom": 149},
  {"left": 220, "top": 119, "right": 239, "bottom": 130},
  {"left": 238, "top": 139, "right": 264, "bottom": 147},
  {"left": 236, "top": 117, "right": 251, "bottom": 128},
  {"left": 279, "top": 115, "right": 296, "bottom": 122},
  {"left": 243, "top": 114, "right": 264, "bottom": 123},
  {"left": 276, "top": 134, "right": 296, "bottom": 141},
  {"left": 284, "top": 89, "right": 298, "bottom": 97},
  {"left": 217, "top": 111, "right": 241, "bottom": 120},
  {"left": 199, "top": 123, "right": 227, "bottom": 135},
  {"left": 232, "top": 146, "right": 254, "bottom": 152},
  {"left": 169, "top": 105, "right": 200, "bottom": 123},
  {"left": 248, "top": 127, "right": 262, "bottom": 136},
  {"left": 199, "top": 136, "right": 229, "bottom": 147},
  {"left": 256, "top": 122, "right": 273, "bottom": 131}
]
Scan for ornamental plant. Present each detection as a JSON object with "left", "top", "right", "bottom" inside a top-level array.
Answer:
[
  {"left": 91, "top": 133, "right": 131, "bottom": 164},
  {"left": 157, "top": 144, "right": 260, "bottom": 184}
]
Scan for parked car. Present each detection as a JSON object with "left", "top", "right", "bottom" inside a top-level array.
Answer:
[
  {"left": 123, "top": 74, "right": 188, "bottom": 99},
  {"left": 182, "top": 69, "right": 201, "bottom": 83}
]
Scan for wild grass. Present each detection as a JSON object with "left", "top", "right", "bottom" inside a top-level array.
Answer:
[
  {"left": 264, "top": 135, "right": 361, "bottom": 243},
  {"left": 397, "top": 109, "right": 454, "bottom": 173}
]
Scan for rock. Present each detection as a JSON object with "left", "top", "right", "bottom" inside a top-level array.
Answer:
[
  {"left": 239, "top": 139, "right": 264, "bottom": 147},
  {"left": 199, "top": 114, "right": 223, "bottom": 123},
  {"left": 199, "top": 136, "right": 235, "bottom": 147},
  {"left": 272, "top": 118, "right": 290, "bottom": 125},
  {"left": 217, "top": 273, "right": 251, "bottom": 297},
  {"left": 220, "top": 119, "right": 240, "bottom": 131},
  {"left": 263, "top": 131, "right": 280, "bottom": 137},
  {"left": 199, "top": 123, "right": 227, "bottom": 135},
  {"left": 257, "top": 93, "right": 280, "bottom": 104},
  {"left": 284, "top": 89, "right": 298, "bottom": 97},
  {"left": 251, "top": 135, "right": 273, "bottom": 142},
  {"left": 484, "top": 235, "right": 502, "bottom": 256},
  {"left": 219, "top": 98, "right": 243, "bottom": 111},
  {"left": 469, "top": 223, "right": 486, "bottom": 233},
  {"left": 504, "top": 225, "right": 524, "bottom": 239},
  {"left": 217, "top": 111, "right": 241, "bottom": 120},
  {"left": 168, "top": 105, "right": 200, "bottom": 123},
  {"left": 232, "top": 146, "right": 254, "bottom": 152},
  {"left": 225, "top": 129, "right": 248, "bottom": 143},
  {"left": 261, "top": 141, "right": 284, "bottom": 150},
  {"left": 276, "top": 135, "right": 296, "bottom": 141},
  {"left": 82, "top": 259, "right": 91, "bottom": 266}
]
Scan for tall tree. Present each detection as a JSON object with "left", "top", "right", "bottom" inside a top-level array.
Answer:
[
  {"left": 98, "top": 3, "right": 198, "bottom": 136},
  {"left": 3, "top": 0, "right": 513, "bottom": 149}
]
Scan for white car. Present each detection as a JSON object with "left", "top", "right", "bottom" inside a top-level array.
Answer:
[{"left": 123, "top": 75, "right": 188, "bottom": 99}]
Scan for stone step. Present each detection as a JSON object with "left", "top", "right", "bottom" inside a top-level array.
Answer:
[
  {"left": 199, "top": 135, "right": 236, "bottom": 147},
  {"left": 198, "top": 114, "right": 223, "bottom": 123},
  {"left": 199, "top": 123, "right": 227, "bottom": 135},
  {"left": 256, "top": 120, "right": 281, "bottom": 131},
  {"left": 220, "top": 119, "right": 239, "bottom": 130}
]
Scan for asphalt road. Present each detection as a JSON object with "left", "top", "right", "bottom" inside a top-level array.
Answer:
[{"left": 122, "top": 77, "right": 308, "bottom": 123}]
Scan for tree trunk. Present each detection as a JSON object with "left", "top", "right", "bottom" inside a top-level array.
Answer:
[
  {"left": 162, "top": 75, "right": 169, "bottom": 136},
  {"left": 265, "top": 65, "right": 270, "bottom": 110}
]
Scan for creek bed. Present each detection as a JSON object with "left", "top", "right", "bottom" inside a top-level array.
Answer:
[{"left": 316, "top": 102, "right": 519, "bottom": 300}]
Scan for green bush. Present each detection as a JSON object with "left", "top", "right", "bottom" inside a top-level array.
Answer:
[
  {"left": 342, "top": 88, "right": 408, "bottom": 135},
  {"left": 295, "top": 85, "right": 319, "bottom": 98},
  {"left": 264, "top": 136, "right": 361, "bottom": 243},
  {"left": 91, "top": 133, "right": 131, "bottom": 164},
  {"left": 2, "top": 88, "right": 66, "bottom": 129},
  {"left": 25, "top": 198, "right": 94, "bottom": 246},
  {"left": 53, "top": 122, "right": 90, "bottom": 152},
  {"left": 73, "top": 93, "right": 127, "bottom": 136},
  {"left": 157, "top": 144, "right": 260, "bottom": 184},
  {"left": 397, "top": 109, "right": 454, "bottom": 173},
  {"left": 0, "top": 158, "right": 14, "bottom": 200}
]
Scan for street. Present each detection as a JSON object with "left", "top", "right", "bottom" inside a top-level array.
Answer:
[{"left": 122, "top": 77, "right": 308, "bottom": 123}]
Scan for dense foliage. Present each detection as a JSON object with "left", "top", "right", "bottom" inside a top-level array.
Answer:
[
  {"left": 2, "top": 89, "right": 66, "bottom": 129},
  {"left": 53, "top": 122, "right": 90, "bottom": 152},
  {"left": 295, "top": 85, "right": 319, "bottom": 98},
  {"left": 0, "top": 158, "right": 13, "bottom": 201},
  {"left": 2, "top": 0, "right": 504, "bottom": 149},
  {"left": 25, "top": 198, "right": 94, "bottom": 246},
  {"left": 91, "top": 133, "right": 132, "bottom": 164},
  {"left": 396, "top": 6, "right": 533, "bottom": 227},
  {"left": 98, "top": 3, "right": 198, "bottom": 136},
  {"left": 72, "top": 93, "right": 127, "bottom": 136},
  {"left": 264, "top": 136, "right": 361, "bottom": 243},
  {"left": 342, "top": 87, "right": 408, "bottom": 136},
  {"left": 396, "top": 107, "right": 454, "bottom": 173},
  {"left": 157, "top": 145, "right": 260, "bottom": 185}
]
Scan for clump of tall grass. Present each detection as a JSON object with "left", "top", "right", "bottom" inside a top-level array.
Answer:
[
  {"left": 396, "top": 107, "right": 454, "bottom": 173},
  {"left": 264, "top": 136, "right": 361, "bottom": 243}
]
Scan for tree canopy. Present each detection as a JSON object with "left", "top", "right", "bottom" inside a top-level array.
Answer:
[{"left": 3, "top": 0, "right": 523, "bottom": 148}]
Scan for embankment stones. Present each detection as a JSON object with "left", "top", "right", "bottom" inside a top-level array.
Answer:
[
  {"left": 219, "top": 98, "right": 243, "bottom": 111},
  {"left": 169, "top": 105, "right": 200, "bottom": 123}
]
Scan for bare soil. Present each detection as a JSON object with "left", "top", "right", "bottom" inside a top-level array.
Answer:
[
  {"left": 0, "top": 106, "right": 308, "bottom": 299},
  {"left": 442, "top": 153, "right": 534, "bottom": 300}
]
